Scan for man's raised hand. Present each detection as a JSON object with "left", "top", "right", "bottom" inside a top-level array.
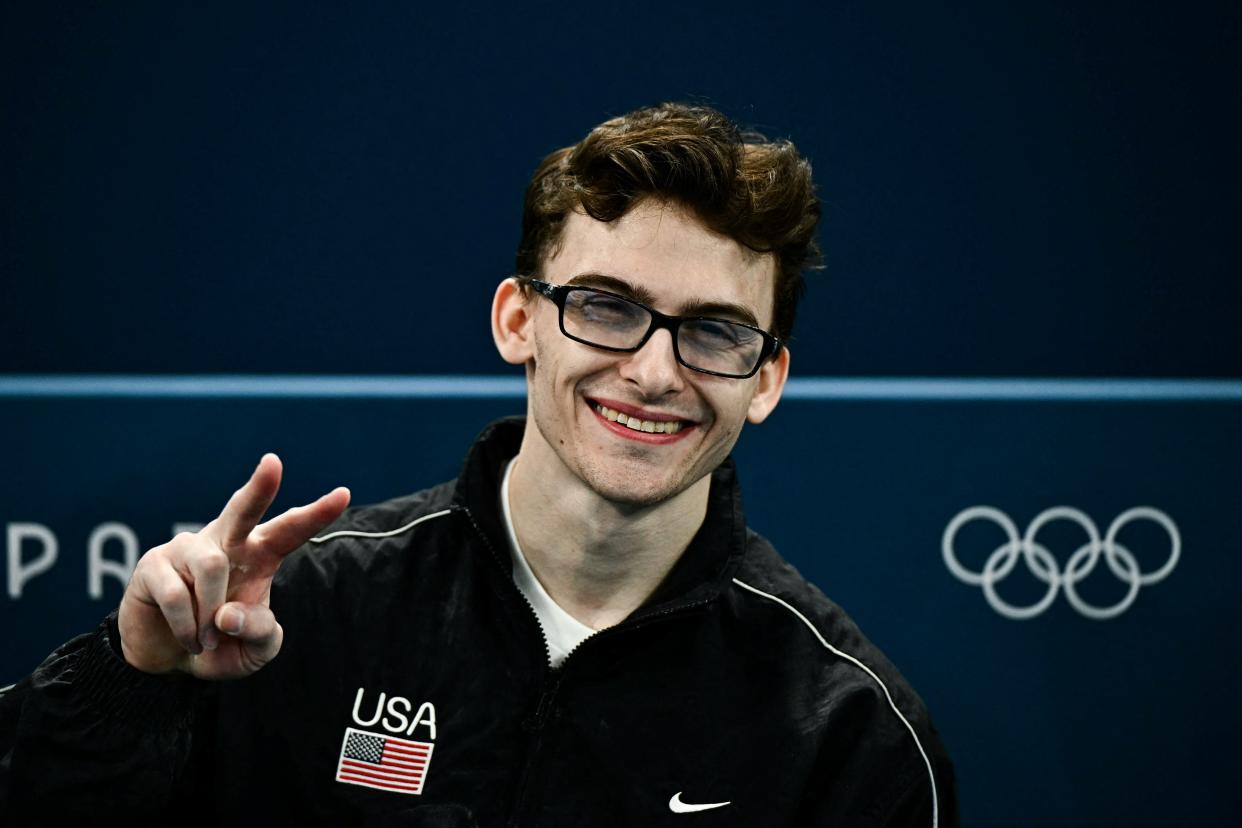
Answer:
[{"left": 117, "top": 454, "right": 350, "bottom": 679}]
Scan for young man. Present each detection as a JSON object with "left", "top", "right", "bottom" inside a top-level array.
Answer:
[{"left": 0, "top": 104, "right": 957, "bottom": 825}]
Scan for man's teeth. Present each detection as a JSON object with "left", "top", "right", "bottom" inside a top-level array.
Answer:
[{"left": 594, "top": 403, "right": 684, "bottom": 434}]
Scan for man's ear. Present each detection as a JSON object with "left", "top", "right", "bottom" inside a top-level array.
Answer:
[
  {"left": 746, "top": 346, "right": 790, "bottom": 424},
  {"left": 492, "top": 278, "right": 536, "bottom": 365}
]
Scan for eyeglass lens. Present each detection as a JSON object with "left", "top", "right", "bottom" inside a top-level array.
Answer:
[{"left": 561, "top": 288, "right": 763, "bottom": 376}]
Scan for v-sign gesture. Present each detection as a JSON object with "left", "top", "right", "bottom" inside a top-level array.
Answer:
[{"left": 118, "top": 454, "right": 350, "bottom": 679}]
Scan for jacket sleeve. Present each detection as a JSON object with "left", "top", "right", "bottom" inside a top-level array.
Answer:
[
  {"left": 0, "top": 612, "right": 204, "bottom": 819},
  {"left": 794, "top": 749, "right": 959, "bottom": 828},
  {"left": 865, "top": 750, "right": 959, "bottom": 828},
  {"left": 792, "top": 703, "right": 960, "bottom": 828}
]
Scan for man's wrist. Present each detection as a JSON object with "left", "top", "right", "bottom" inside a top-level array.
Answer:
[{"left": 68, "top": 612, "right": 202, "bottom": 732}]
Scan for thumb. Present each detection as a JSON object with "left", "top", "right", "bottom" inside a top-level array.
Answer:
[{"left": 216, "top": 602, "right": 284, "bottom": 670}]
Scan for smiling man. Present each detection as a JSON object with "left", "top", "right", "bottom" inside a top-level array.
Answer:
[{"left": 1, "top": 103, "right": 957, "bottom": 826}]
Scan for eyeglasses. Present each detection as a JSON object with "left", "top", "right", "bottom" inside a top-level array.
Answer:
[{"left": 524, "top": 279, "right": 782, "bottom": 379}]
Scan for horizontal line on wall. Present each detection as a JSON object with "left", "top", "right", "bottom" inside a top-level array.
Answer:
[
  {"left": 780, "top": 378, "right": 1242, "bottom": 401},
  {"left": 0, "top": 375, "right": 1240, "bottom": 401},
  {"left": 0, "top": 375, "right": 529, "bottom": 399}
]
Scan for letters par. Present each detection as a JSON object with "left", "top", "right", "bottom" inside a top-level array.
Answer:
[{"left": 4, "top": 521, "right": 203, "bottom": 600}]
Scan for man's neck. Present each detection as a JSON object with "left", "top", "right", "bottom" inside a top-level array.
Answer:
[{"left": 506, "top": 448, "right": 711, "bottom": 631}]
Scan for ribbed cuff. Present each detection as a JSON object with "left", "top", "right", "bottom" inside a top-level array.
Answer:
[{"left": 71, "top": 612, "right": 202, "bottom": 733}]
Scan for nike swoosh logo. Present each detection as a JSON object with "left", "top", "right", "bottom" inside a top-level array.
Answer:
[{"left": 669, "top": 792, "right": 731, "bottom": 813}]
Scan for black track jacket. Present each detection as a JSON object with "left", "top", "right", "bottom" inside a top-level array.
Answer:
[{"left": 0, "top": 419, "right": 957, "bottom": 826}]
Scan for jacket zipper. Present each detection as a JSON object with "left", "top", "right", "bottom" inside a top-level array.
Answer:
[
  {"left": 454, "top": 505, "right": 553, "bottom": 670},
  {"left": 455, "top": 504, "right": 717, "bottom": 667},
  {"left": 505, "top": 669, "right": 566, "bottom": 827},
  {"left": 503, "top": 601, "right": 714, "bottom": 826},
  {"left": 456, "top": 503, "right": 718, "bottom": 826}
]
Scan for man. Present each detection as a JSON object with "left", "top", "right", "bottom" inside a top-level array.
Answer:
[{"left": 0, "top": 103, "right": 957, "bottom": 825}]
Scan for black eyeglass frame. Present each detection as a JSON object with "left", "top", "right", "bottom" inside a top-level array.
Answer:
[{"left": 523, "top": 278, "right": 783, "bottom": 379}]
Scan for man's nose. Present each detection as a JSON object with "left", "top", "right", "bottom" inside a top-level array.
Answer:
[{"left": 617, "top": 328, "right": 686, "bottom": 397}]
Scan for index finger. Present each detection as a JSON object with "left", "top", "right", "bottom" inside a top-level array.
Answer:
[
  {"left": 251, "top": 487, "right": 351, "bottom": 558},
  {"left": 211, "top": 454, "right": 283, "bottom": 548}
]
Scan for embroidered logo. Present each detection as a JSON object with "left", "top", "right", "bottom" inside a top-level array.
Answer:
[
  {"left": 337, "top": 686, "right": 439, "bottom": 795},
  {"left": 669, "top": 792, "right": 731, "bottom": 813},
  {"left": 335, "top": 727, "right": 434, "bottom": 794}
]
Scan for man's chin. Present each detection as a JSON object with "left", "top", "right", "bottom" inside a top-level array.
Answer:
[
  {"left": 579, "top": 465, "right": 703, "bottom": 511},
  {"left": 593, "top": 487, "right": 677, "bottom": 511}
]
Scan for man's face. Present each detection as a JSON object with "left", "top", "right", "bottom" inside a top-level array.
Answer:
[{"left": 503, "top": 199, "right": 789, "bottom": 508}]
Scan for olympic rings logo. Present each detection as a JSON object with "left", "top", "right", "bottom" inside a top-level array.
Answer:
[{"left": 942, "top": 506, "right": 1180, "bottom": 620}]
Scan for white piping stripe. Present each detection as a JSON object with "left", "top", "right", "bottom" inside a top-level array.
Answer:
[
  {"left": 0, "top": 682, "right": 14, "bottom": 695},
  {"left": 731, "top": 577, "right": 939, "bottom": 828},
  {"left": 310, "top": 509, "right": 453, "bottom": 543}
]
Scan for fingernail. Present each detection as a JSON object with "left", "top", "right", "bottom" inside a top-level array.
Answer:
[
  {"left": 202, "top": 627, "right": 219, "bottom": 651},
  {"left": 220, "top": 608, "right": 245, "bottom": 635}
]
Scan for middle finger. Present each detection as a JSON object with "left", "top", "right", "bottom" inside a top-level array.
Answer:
[{"left": 187, "top": 546, "right": 231, "bottom": 650}]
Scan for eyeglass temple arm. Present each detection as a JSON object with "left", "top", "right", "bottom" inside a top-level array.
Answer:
[{"left": 520, "top": 277, "right": 557, "bottom": 299}]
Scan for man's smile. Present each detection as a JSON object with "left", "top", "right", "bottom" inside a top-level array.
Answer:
[{"left": 586, "top": 396, "right": 699, "bottom": 443}]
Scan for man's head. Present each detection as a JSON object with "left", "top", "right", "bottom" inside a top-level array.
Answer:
[
  {"left": 515, "top": 102, "right": 820, "bottom": 344},
  {"left": 494, "top": 104, "right": 820, "bottom": 509}
]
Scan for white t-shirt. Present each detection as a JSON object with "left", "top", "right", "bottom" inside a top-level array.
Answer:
[{"left": 500, "top": 459, "right": 596, "bottom": 667}]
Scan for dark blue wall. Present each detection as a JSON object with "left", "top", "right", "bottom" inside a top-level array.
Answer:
[{"left": 3, "top": 1, "right": 1239, "bottom": 376}]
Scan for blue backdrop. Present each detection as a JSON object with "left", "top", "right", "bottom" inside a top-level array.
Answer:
[
  {"left": 3, "top": 1, "right": 1240, "bottom": 825},
  {"left": 2, "top": 1, "right": 1239, "bottom": 377}
]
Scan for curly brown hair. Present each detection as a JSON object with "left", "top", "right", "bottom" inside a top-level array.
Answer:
[{"left": 515, "top": 102, "right": 821, "bottom": 343}]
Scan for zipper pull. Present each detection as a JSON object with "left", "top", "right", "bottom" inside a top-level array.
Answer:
[{"left": 521, "top": 676, "right": 563, "bottom": 733}]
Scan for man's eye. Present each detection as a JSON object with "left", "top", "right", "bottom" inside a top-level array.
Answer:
[
  {"left": 576, "top": 294, "right": 640, "bottom": 322},
  {"left": 689, "top": 320, "right": 751, "bottom": 347}
]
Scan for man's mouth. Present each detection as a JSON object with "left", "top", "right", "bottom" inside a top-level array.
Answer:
[{"left": 589, "top": 400, "right": 693, "bottom": 436}]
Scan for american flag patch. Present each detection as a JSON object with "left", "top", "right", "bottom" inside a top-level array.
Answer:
[{"left": 335, "top": 727, "right": 434, "bottom": 794}]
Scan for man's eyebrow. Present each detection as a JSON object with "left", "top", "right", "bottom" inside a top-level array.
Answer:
[
  {"left": 564, "top": 273, "right": 657, "bottom": 304},
  {"left": 563, "top": 273, "right": 763, "bottom": 328},
  {"left": 677, "top": 298, "right": 762, "bottom": 328}
]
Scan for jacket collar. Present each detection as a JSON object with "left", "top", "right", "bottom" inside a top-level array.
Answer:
[{"left": 452, "top": 417, "right": 747, "bottom": 617}]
